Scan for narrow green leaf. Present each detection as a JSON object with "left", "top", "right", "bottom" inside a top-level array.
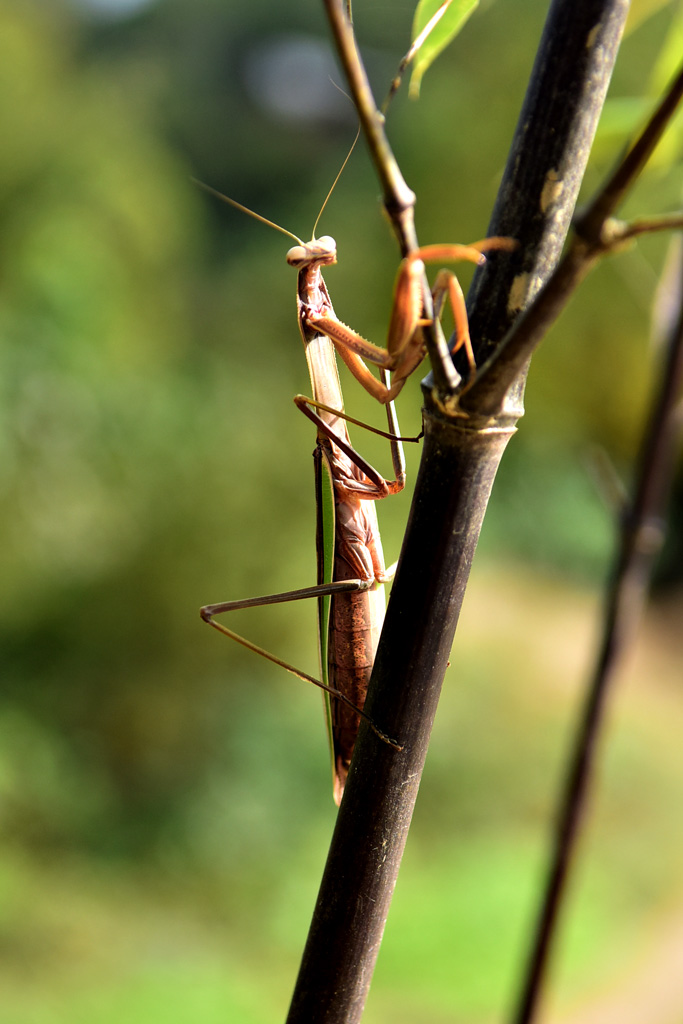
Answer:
[
  {"left": 315, "top": 447, "right": 337, "bottom": 776},
  {"left": 409, "top": 0, "right": 480, "bottom": 99}
]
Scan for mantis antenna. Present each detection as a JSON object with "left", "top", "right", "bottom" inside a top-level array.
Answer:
[
  {"left": 311, "top": 125, "right": 360, "bottom": 239},
  {"left": 193, "top": 124, "right": 360, "bottom": 244},
  {"left": 191, "top": 178, "right": 304, "bottom": 245}
]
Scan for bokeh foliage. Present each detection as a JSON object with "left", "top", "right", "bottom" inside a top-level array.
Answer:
[{"left": 1, "top": 1, "right": 682, "bottom": 1021}]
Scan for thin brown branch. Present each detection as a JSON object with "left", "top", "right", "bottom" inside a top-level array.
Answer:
[
  {"left": 323, "top": 0, "right": 416, "bottom": 241},
  {"left": 618, "top": 211, "right": 683, "bottom": 241},
  {"left": 323, "top": 0, "right": 461, "bottom": 395}
]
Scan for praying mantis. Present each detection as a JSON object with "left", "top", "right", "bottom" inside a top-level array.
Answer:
[{"left": 199, "top": 171, "right": 514, "bottom": 804}]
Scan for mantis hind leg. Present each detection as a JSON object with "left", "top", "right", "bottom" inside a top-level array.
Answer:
[{"left": 200, "top": 586, "right": 402, "bottom": 751}]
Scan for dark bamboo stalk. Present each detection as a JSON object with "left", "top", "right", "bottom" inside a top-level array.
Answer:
[{"left": 287, "top": 413, "right": 515, "bottom": 1024}]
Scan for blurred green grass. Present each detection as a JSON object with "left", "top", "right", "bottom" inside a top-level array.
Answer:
[
  {"left": 1, "top": 0, "right": 683, "bottom": 1021},
  {"left": 2, "top": 569, "right": 682, "bottom": 1023}
]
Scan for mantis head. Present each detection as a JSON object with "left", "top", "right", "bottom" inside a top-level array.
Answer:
[{"left": 286, "top": 236, "right": 338, "bottom": 270}]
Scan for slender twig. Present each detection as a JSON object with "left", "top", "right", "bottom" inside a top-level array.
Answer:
[
  {"left": 618, "top": 211, "right": 683, "bottom": 241},
  {"left": 323, "top": 0, "right": 416, "bottom": 239},
  {"left": 511, "top": 236, "right": 683, "bottom": 1024},
  {"left": 324, "top": 0, "right": 461, "bottom": 396}
]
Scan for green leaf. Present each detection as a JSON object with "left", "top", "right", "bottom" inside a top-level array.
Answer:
[
  {"left": 409, "top": 0, "right": 480, "bottom": 99},
  {"left": 315, "top": 446, "right": 337, "bottom": 778}
]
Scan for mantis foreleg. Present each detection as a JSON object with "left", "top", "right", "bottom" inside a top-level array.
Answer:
[
  {"left": 307, "top": 237, "right": 517, "bottom": 403},
  {"left": 200, "top": 584, "right": 401, "bottom": 751}
]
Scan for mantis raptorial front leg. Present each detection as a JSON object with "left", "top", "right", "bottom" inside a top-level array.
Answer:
[
  {"left": 297, "top": 238, "right": 517, "bottom": 405},
  {"left": 293, "top": 386, "right": 416, "bottom": 498}
]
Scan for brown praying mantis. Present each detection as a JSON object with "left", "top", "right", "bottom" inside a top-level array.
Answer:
[{"left": 198, "top": 169, "right": 514, "bottom": 803}]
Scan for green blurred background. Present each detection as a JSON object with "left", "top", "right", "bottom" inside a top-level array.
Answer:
[{"left": 1, "top": 0, "right": 682, "bottom": 1021}]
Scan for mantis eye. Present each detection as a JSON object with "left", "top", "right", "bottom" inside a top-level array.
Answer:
[{"left": 286, "top": 245, "right": 307, "bottom": 266}]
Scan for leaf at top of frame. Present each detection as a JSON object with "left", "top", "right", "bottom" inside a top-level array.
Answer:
[{"left": 409, "top": 0, "right": 480, "bottom": 99}]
